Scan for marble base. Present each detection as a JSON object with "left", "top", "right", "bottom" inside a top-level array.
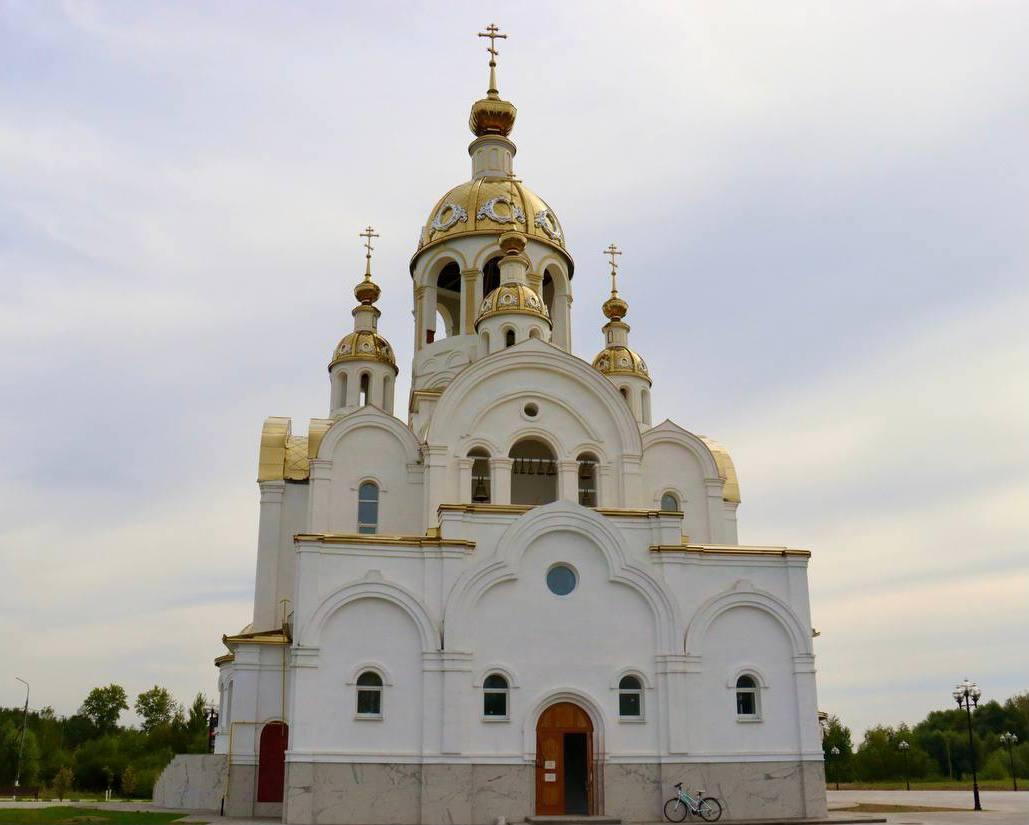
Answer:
[
  {"left": 152, "top": 754, "right": 228, "bottom": 811},
  {"left": 284, "top": 760, "right": 823, "bottom": 824},
  {"left": 223, "top": 763, "right": 256, "bottom": 818}
]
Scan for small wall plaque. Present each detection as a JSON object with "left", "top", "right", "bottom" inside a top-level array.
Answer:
[
  {"left": 545, "top": 773, "right": 557, "bottom": 783},
  {"left": 544, "top": 760, "right": 556, "bottom": 769}
]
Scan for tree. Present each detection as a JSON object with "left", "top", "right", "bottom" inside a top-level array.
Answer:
[
  {"left": 134, "top": 687, "right": 178, "bottom": 734},
  {"left": 121, "top": 765, "right": 137, "bottom": 797},
  {"left": 52, "top": 766, "right": 74, "bottom": 801},
  {"left": 80, "top": 685, "right": 128, "bottom": 734},
  {"left": 822, "top": 715, "right": 855, "bottom": 782}
]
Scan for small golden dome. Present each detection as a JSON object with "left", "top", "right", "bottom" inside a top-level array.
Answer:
[
  {"left": 469, "top": 95, "right": 517, "bottom": 137},
  {"left": 354, "top": 277, "right": 381, "bottom": 305},
  {"left": 592, "top": 345, "right": 651, "bottom": 384},
  {"left": 417, "top": 177, "right": 567, "bottom": 257},
  {"left": 475, "top": 283, "right": 550, "bottom": 327},
  {"left": 329, "top": 330, "right": 398, "bottom": 373},
  {"left": 602, "top": 293, "right": 629, "bottom": 321}
]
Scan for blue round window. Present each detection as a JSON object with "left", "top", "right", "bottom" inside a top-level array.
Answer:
[{"left": 546, "top": 564, "right": 577, "bottom": 596}]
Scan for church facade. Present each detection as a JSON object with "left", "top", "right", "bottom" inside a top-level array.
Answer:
[{"left": 211, "top": 29, "right": 827, "bottom": 825}]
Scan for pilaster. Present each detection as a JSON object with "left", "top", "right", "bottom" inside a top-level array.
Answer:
[
  {"left": 461, "top": 269, "right": 481, "bottom": 334},
  {"left": 558, "top": 460, "right": 579, "bottom": 503},
  {"left": 491, "top": 457, "right": 513, "bottom": 504},
  {"left": 253, "top": 480, "right": 286, "bottom": 631},
  {"left": 307, "top": 459, "right": 333, "bottom": 534}
]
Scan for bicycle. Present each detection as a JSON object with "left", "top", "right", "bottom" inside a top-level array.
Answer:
[{"left": 663, "top": 782, "right": 722, "bottom": 822}]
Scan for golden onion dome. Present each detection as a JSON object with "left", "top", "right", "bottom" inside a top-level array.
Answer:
[
  {"left": 329, "top": 330, "right": 398, "bottom": 373},
  {"left": 475, "top": 283, "right": 550, "bottom": 327},
  {"left": 592, "top": 345, "right": 651, "bottom": 384},
  {"left": 416, "top": 178, "right": 567, "bottom": 257},
  {"left": 602, "top": 293, "right": 629, "bottom": 321},
  {"left": 470, "top": 95, "right": 517, "bottom": 137},
  {"left": 354, "top": 276, "right": 381, "bottom": 305}
]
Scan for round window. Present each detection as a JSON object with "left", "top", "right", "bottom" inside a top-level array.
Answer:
[
  {"left": 523, "top": 402, "right": 539, "bottom": 418},
  {"left": 546, "top": 564, "right": 577, "bottom": 596}
]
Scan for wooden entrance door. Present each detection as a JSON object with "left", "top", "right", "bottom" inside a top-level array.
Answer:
[
  {"left": 257, "top": 721, "right": 288, "bottom": 803},
  {"left": 535, "top": 702, "right": 594, "bottom": 815}
]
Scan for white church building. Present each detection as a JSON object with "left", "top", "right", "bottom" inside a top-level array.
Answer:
[{"left": 187, "top": 28, "right": 828, "bottom": 825}]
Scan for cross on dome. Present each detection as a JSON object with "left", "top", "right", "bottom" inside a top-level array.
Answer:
[
  {"left": 359, "top": 225, "right": 379, "bottom": 279},
  {"left": 478, "top": 23, "right": 507, "bottom": 96},
  {"left": 354, "top": 225, "right": 382, "bottom": 305},
  {"left": 605, "top": 243, "right": 623, "bottom": 294}
]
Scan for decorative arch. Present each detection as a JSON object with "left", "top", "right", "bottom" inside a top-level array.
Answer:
[
  {"left": 415, "top": 248, "right": 469, "bottom": 288},
  {"left": 642, "top": 420, "right": 723, "bottom": 487},
  {"left": 316, "top": 406, "right": 422, "bottom": 464},
  {"left": 473, "top": 664, "right": 521, "bottom": 688},
  {"left": 609, "top": 667, "right": 653, "bottom": 690},
  {"left": 684, "top": 579, "right": 813, "bottom": 658},
  {"left": 472, "top": 242, "right": 506, "bottom": 271},
  {"left": 443, "top": 501, "right": 680, "bottom": 652},
  {"left": 725, "top": 664, "right": 769, "bottom": 689},
  {"left": 505, "top": 428, "right": 565, "bottom": 459},
  {"left": 465, "top": 390, "right": 602, "bottom": 457},
  {"left": 302, "top": 573, "right": 439, "bottom": 653},
  {"left": 347, "top": 661, "right": 395, "bottom": 686},
  {"left": 427, "top": 340, "right": 642, "bottom": 457},
  {"left": 522, "top": 687, "right": 606, "bottom": 756}
]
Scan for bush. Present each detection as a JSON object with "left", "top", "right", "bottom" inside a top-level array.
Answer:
[
  {"left": 52, "top": 766, "right": 74, "bottom": 801},
  {"left": 121, "top": 766, "right": 137, "bottom": 796},
  {"left": 981, "top": 750, "right": 1010, "bottom": 780}
]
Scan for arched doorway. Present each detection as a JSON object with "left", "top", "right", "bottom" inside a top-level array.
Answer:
[
  {"left": 535, "top": 702, "right": 594, "bottom": 815},
  {"left": 257, "top": 721, "right": 288, "bottom": 804}
]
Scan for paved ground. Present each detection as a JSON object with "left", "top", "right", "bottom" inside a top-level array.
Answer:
[
  {"left": 3, "top": 790, "right": 1027, "bottom": 824},
  {"left": 828, "top": 789, "right": 1029, "bottom": 825}
]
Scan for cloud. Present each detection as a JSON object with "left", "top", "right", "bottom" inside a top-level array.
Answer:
[{"left": 1, "top": 1, "right": 1027, "bottom": 737}]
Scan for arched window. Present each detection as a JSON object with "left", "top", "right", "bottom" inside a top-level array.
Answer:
[
  {"left": 528, "top": 327, "right": 541, "bottom": 340},
  {"left": 480, "top": 330, "right": 490, "bottom": 355},
  {"left": 469, "top": 448, "right": 491, "bottom": 503},
  {"left": 660, "top": 492, "right": 681, "bottom": 512},
  {"left": 509, "top": 439, "right": 557, "bottom": 505},
  {"left": 336, "top": 373, "right": 347, "bottom": 409},
  {"left": 483, "top": 673, "right": 509, "bottom": 719},
  {"left": 359, "top": 372, "right": 370, "bottom": 406},
  {"left": 356, "top": 671, "right": 383, "bottom": 716},
  {"left": 736, "top": 675, "right": 760, "bottom": 719},
  {"left": 482, "top": 256, "right": 501, "bottom": 296},
  {"left": 542, "top": 270, "right": 555, "bottom": 318},
  {"left": 619, "top": 675, "right": 643, "bottom": 718},
  {"left": 505, "top": 329, "right": 516, "bottom": 348},
  {"left": 619, "top": 386, "right": 630, "bottom": 401},
  {"left": 357, "top": 482, "right": 379, "bottom": 534},
  {"left": 435, "top": 262, "right": 461, "bottom": 339},
  {"left": 577, "top": 452, "right": 598, "bottom": 507}
]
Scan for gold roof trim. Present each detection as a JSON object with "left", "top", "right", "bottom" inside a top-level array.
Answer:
[
  {"left": 258, "top": 417, "right": 291, "bottom": 482},
  {"left": 329, "top": 330, "right": 398, "bottom": 373},
  {"left": 308, "top": 419, "right": 333, "bottom": 460},
  {"left": 699, "top": 436, "right": 741, "bottom": 503},
  {"left": 284, "top": 436, "right": 310, "bottom": 481},
  {"left": 650, "top": 544, "right": 810, "bottom": 558},
  {"left": 214, "top": 653, "right": 235, "bottom": 667},
  {"left": 296, "top": 532, "right": 476, "bottom": 549},
  {"left": 222, "top": 629, "right": 290, "bottom": 646},
  {"left": 476, "top": 282, "right": 550, "bottom": 326}
]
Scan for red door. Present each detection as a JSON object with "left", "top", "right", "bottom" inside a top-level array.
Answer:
[
  {"left": 535, "top": 703, "right": 594, "bottom": 815},
  {"left": 257, "top": 721, "right": 288, "bottom": 803}
]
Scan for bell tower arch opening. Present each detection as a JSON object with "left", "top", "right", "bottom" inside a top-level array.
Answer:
[{"left": 510, "top": 438, "right": 557, "bottom": 505}]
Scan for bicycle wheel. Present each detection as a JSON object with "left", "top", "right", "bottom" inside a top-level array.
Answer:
[
  {"left": 664, "top": 797, "right": 689, "bottom": 822},
  {"left": 698, "top": 797, "right": 722, "bottom": 822}
]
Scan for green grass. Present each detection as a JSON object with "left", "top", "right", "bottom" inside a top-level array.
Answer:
[
  {"left": 828, "top": 779, "right": 1026, "bottom": 791},
  {"left": 0, "top": 808, "right": 197, "bottom": 825}
]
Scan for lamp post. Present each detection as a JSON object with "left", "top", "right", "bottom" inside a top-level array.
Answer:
[
  {"left": 1000, "top": 732, "right": 1018, "bottom": 792},
  {"left": 899, "top": 740, "right": 911, "bottom": 791},
  {"left": 14, "top": 677, "right": 30, "bottom": 798},
  {"left": 953, "top": 679, "right": 982, "bottom": 811},
  {"left": 830, "top": 745, "right": 841, "bottom": 791}
]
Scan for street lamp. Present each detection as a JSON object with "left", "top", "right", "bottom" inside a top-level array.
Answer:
[
  {"left": 826, "top": 745, "right": 841, "bottom": 791},
  {"left": 14, "top": 678, "right": 30, "bottom": 798},
  {"left": 1000, "top": 732, "right": 1018, "bottom": 792},
  {"left": 899, "top": 740, "right": 911, "bottom": 791},
  {"left": 953, "top": 678, "right": 982, "bottom": 811}
]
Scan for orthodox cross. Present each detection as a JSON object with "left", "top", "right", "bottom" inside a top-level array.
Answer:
[
  {"left": 359, "top": 225, "right": 379, "bottom": 278},
  {"left": 605, "top": 243, "right": 622, "bottom": 292},
  {"left": 478, "top": 23, "right": 507, "bottom": 94}
]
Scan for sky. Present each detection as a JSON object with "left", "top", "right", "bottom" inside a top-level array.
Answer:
[{"left": 1, "top": 1, "right": 1027, "bottom": 738}]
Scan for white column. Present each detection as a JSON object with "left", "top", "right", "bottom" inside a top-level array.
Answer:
[
  {"left": 553, "top": 292, "right": 572, "bottom": 351},
  {"left": 457, "top": 458, "right": 473, "bottom": 504},
  {"left": 423, "top": 445, "right": 450, "bottom": 525},
  {"left": 369, "top": 366, "right": 384, "bottom": 408},
  {"left": 253, "top": 480, "right": 285, "bottom": 631},
  {"left": 345, "top": 369, "right": 360, "bottom": 407},
  {"left": 621, "top": 455, "right": 643, "bottom": 507},
  {"left": 307, "top": 459, "right": 333, "bottom": 534},
  {"left": 705, "top": 479, "right": 726, "bottom": 543},
  {"left": 491, "top": 457, "right": 513, "bottom": 504},
  {"left": 461, "top": 269, "right": 481, "bottom": 334},
  {"left": 598, "top": 465, "right": 616, "bottom": 508},
  {"left": 558, "top": 460, "right": 579, "bottom": 503}
]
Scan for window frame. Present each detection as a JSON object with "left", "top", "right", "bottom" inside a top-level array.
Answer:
[
  {"left": 617, "top": 674, "right": 645, "bottom": 721},
  {"left": 481, "top": 673, "right": 510, "bottom": 721},
  {"left": 660, "top": 491, "right": 681, "bottom": 512},
  {"left": 357, "top": 480, "right": 380, "bottom": 534},
  {"left": 355, "top": 670, "right": 384, "bottom": 720},
  {"left": 735, "top": 674, "right": 761, "bottom": 721}
]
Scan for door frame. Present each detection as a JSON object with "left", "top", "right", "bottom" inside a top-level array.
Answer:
[{"left": 534, "top": 700, "right": 599, "bottom": 815}]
